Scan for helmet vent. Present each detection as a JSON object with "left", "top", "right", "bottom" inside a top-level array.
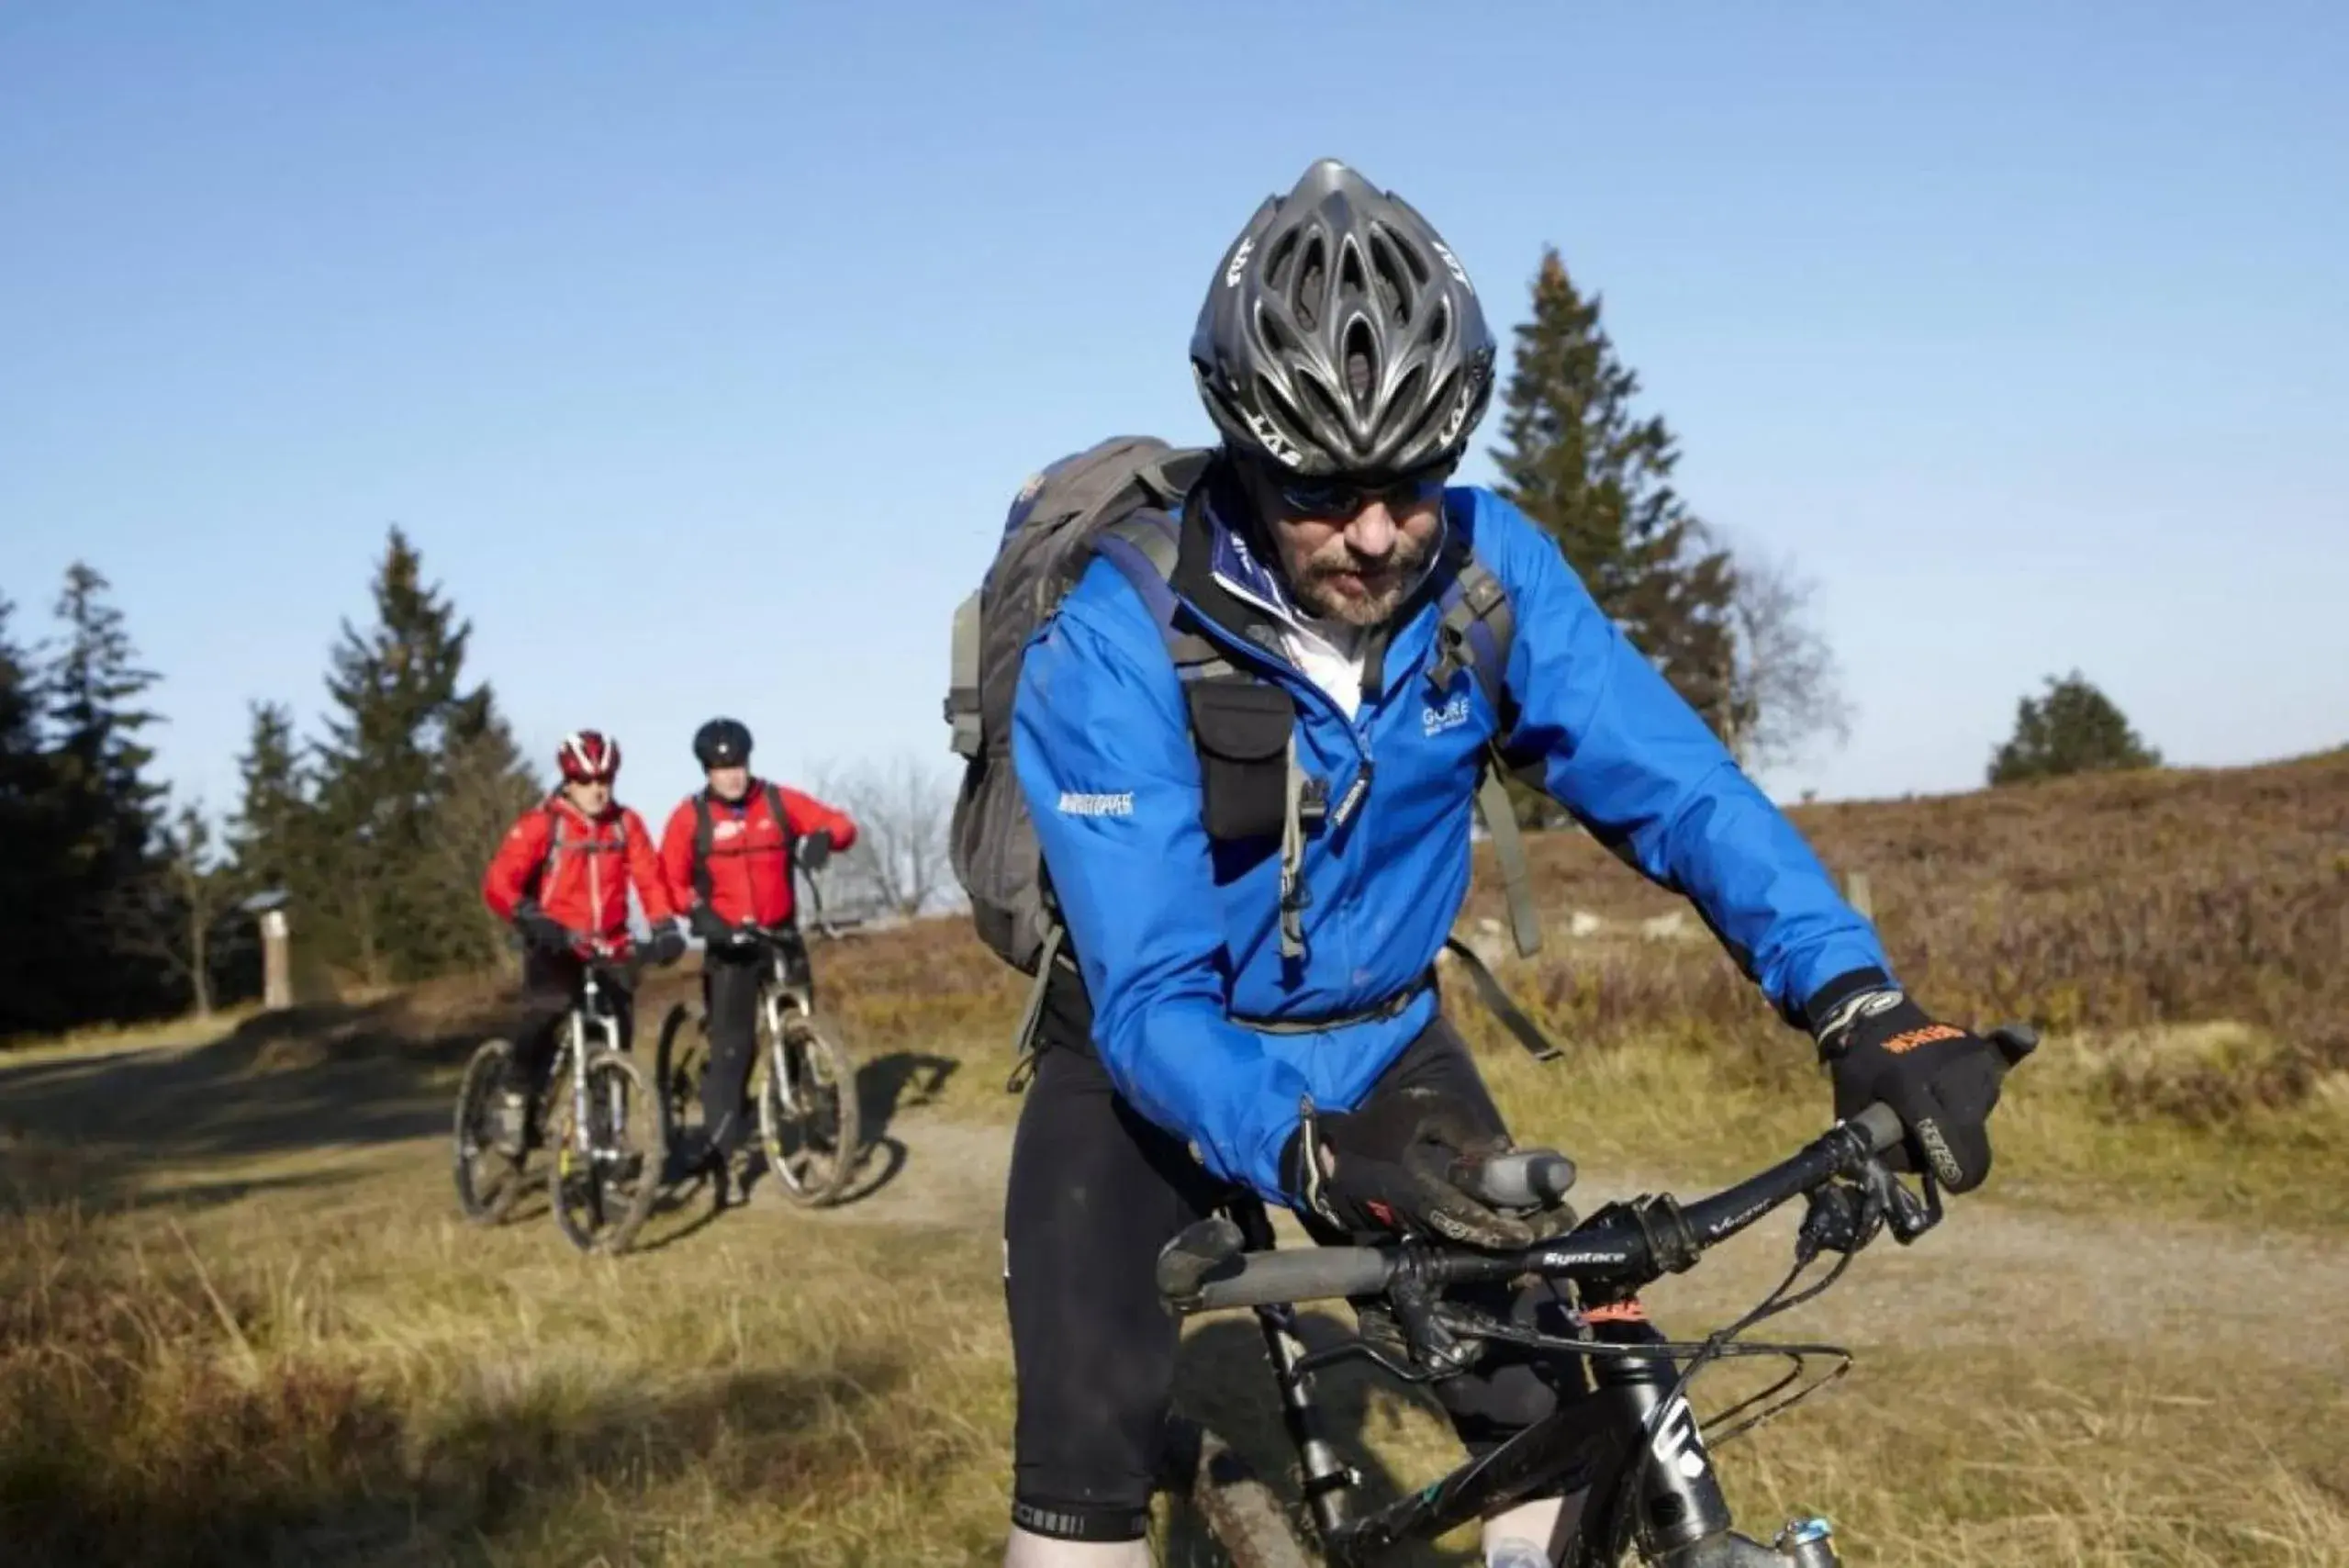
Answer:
[
  {"left": 1343, "top": 318, "right": 1378, "bottom": 409},
  {"left": 1293, "top": 236, "right": 1327, "bottom": 330}
]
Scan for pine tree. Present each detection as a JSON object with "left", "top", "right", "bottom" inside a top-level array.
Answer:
[
  {"left": 0, "top": 593, "right": 74, "bottom": 1035},
  {"left": 1490, "top": 250, "right": 1747, "bottom": 809},
  {"left": 48, "top": 565, "right": 164, "bottom": 879},
  {"left": 1988, "top": 672, "right": 2163, "bottom": 786},
  {"left": 308, "top": 528, "right": 500, "bottom": 982},
  {"left": 226, "top": 700, "right": 309, "bottom": 898},
  {"left": 44, "top": 566, "right": 173, "bottom": 1021}
]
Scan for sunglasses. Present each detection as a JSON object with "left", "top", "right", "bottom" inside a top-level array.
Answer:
[{"left": 1271, "top": 466, "right": 1450, "bottom": 520}]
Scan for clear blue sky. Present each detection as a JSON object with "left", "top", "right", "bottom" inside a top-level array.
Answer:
[{"left": 6, "top": 2, "right": 2345, "bottom": 823}]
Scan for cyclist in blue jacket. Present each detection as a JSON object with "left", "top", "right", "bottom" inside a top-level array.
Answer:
[{"left": 1001, "top": 158, "right": 2012, "bottom": 1568}]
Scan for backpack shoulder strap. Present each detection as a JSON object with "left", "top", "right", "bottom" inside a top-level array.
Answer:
[
  {"left": 691, "top": 791, "right": 715, "bottom": 907},
  {"left": 1096, "top": 509, "right": 1327, "bottom": 960},
  {"left": 1427, "top": 528, "right": 1515, "bottom": 722},
  {"left": 1093, "top": 510, "right": 1238, "bottom": 684},
  {"left": 540, "top": 801, "right": 563, "bottom": 888},
  {"left": 1426, "top": 514, "right": 1542, "bottom": 961}
]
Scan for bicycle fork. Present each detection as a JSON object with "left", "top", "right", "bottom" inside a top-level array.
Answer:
[
  {"left": 1235, "top": 1202, "right": 1360, "bottom": 1545},
  {"left": 1587, "top": 1334, "right": 1839, "bottom": 1568},
  {"left": 568, "top": 1014, "right": 593, "bottom": 1159},
  {"left": 766, "top": 1000, "right": 805, "bottom": 1116}
]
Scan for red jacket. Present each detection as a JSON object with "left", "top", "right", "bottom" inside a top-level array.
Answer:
[
  {"left": 659, "top": 779, "right": 858, "bottom": 928},
  {"left": 482, "top": 795, "right": 677, "bottom": 942}
]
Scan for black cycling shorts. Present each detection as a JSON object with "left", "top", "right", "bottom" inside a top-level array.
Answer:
[{"left": 1001, "top": 975, "right": 1596, "bottom": 1541}]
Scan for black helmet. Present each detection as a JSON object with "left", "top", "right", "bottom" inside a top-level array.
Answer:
[
  {"left": 1191, "top": 159, "right": 1495, "bottom": 481},
  {"left": 692, "top": 718, "right": 752, "bottom": 770}
]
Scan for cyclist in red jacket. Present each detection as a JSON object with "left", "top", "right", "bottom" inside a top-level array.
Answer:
[
  {"left": 658, "top": 717, "right": 859, "bottom": 1183},
  {"left": 481, "top": 730, "right": 685, "bottom": 1150}
]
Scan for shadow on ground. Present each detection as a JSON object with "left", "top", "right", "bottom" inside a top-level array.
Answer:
[
  {"left": 0, "top": 992, "right": 504, "bottom": 1210},
  {"left": 857, "top": 1049, "right": 960, "bottom": 1143},
  {"left": 820, "top": 1049, "right": 960, "bottom": 1207},
  {"left": 0, "top": 1355, "right": 903, "bottom": 1567}
]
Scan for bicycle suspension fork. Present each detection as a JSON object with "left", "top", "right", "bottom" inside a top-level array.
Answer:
[
  {"left": 1582, "top": 1318, "right": 1739, "bottom": 1564},
  {"left": 1232, "top": 1199, "right": 1359, "bottom": 1541},
  {"left": 568, "top": 1012, "right": 592, "bottom": 1150}
]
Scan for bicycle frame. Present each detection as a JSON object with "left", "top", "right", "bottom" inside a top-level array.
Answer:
[
  {"left": 1169, "top": 1041, "right": 2038, "bottom": 1565},
  {"left": 1225, "top": 1189, "right": 1753, "bottom": 1568}
]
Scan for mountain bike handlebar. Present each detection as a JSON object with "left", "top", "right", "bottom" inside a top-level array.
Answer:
[
  {"left": 1157, "top": 1110, "right": 1896, "bottom": 1314},
  {"left": 1445, "top": 1103, "right": 1899, "bottom": 1215},
  {"left": 1158, "top": 1025, "right": 2036, "bottom": 1316}
]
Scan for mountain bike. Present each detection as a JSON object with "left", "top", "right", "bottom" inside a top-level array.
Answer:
[
  {"left": 1154, "top": 1029, "right": 2038, "bottom": 1567},
  {"left": 453, "top": 942, "right": 665, "bottom": 1253},
  {"left": 655, "top": 924, "right": 862, "bottom": 1208}
]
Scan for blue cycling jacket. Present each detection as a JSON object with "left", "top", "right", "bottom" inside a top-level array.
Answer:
[{"left": 1012, "top": 484, "right": 1888, "bottom": 1202}]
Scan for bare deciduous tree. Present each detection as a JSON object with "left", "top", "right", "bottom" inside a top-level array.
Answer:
[
  {"left": 107, "top": 800, "right": 233, "bottom": 1018},
  {"left": 1722, "top": 549, "right": 1852, "bottom": 775},
  {"left": 811, "top": 753, "right": 956, "bottom": 920}
]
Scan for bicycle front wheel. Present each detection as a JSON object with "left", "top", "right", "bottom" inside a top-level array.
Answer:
[
  {"left": 453, "top": 1037, "right": 527, "bottom": 1226},
  {"left": 1158, "top": 1417, "right": 1314, "bottom": 1568},
  {"left": 653, "top": 1000, "right": 707, "bottom": 1155},
  {"left": 755, "top": 1011, "right": 862, "bottom": 1207},
  {"left": 548, "top": 1051, "right": 662, "bottom": 1254}
]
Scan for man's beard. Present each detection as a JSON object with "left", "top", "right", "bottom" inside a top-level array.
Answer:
[{"left": 1290, "top": 531, "right": 1434, "bottom": 627}]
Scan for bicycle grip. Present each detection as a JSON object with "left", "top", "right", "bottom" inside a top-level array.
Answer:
[
  {"left": 1452, "top": 1148, "right": 1578, "bottom": 1210},
  {"left": 1851, "top": 1022, "right": 2038, "bottom": 1155},
  {"left": 1188, "top": 1247, "right": 1399, "bottom": 1312},
  {"left": 1156, "top": 1218, "right": 1401, "bottom": 1313},
  {"left": 1852, "top": 1103, "right": 1906, "bottom": 1154}
]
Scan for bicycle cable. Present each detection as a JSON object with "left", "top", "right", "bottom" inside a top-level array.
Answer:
[{"left": 1593, "top": 1243, "right": 1857, "bottom": 1564}]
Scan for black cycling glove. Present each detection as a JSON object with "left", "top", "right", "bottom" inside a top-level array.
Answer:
[
  {"left": 514, "top": 908, "right": 573, "bottom": 954},
  {"left": 688, "top": 905, "right": 734, "bottom": 946},
  {"left": 1809, "top": 970, "right": 2006, "bottom": 1193},
  {"left": 639, "top": 926, "right": 687, "bottom": 968},
  {"left": 1281, "top": 1088, "right": 1534, "bottom": 1250}
]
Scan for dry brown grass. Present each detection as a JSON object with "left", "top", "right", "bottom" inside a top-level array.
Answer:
[
  {"left": 1466, "top": 748, "right": 2349, "bottom": 1088},
  {"left": 10, "top": 1103, "right": 2343, "bottom": 1567},
  {"left": 2, "top": 753, "right": 2344, "bottom": 1564}
]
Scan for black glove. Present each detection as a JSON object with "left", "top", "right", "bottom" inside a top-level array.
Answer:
[
  {"left": 1281, "top": 1088, "right": 1534, "bottom": 1250},
  {"left": 640, "top": 925, "right": 687, "bottom": 968},
  {"left": 798, "top": 831, "right": 834, "bottom": 872},
  {"left": 688, "top": 905, "right": 734, "bottom": 946},
  {"left": 515, "top": 908, "right": 573, "bottom": 954},
  {"left": 1810, "top": 972, "right": 2006, "bottom": 1193}
]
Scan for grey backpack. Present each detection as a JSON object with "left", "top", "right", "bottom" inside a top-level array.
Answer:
[{"left": 945, "top": 437, "right": 1214, "bottom": 975}]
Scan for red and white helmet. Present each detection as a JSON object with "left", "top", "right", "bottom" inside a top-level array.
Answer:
[{"left": 556, "top": 730, "right": 621, "bottom": 784}]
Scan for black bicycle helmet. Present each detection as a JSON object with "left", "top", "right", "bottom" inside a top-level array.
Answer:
[
  {"left": 1191, "top": 158, "right": 1495, "bottom": 480},
  {"left": 692, "top": 718, "right": 752, "bottom": 769}
]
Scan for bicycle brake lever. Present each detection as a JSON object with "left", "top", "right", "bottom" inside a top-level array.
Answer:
[
  {"left": 1388, "top": 1273, "right": 1477, "bottom": 1379},
  {"left": 1878, "top": 1162, "right": 1942, "bottom": 1245},
  {"left": 1795, "top": 1182, "right": 1881, "bottom": 1264},
  {"left": 1295, "top": 1334, "right": 1447, "bottom": 1386}
]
